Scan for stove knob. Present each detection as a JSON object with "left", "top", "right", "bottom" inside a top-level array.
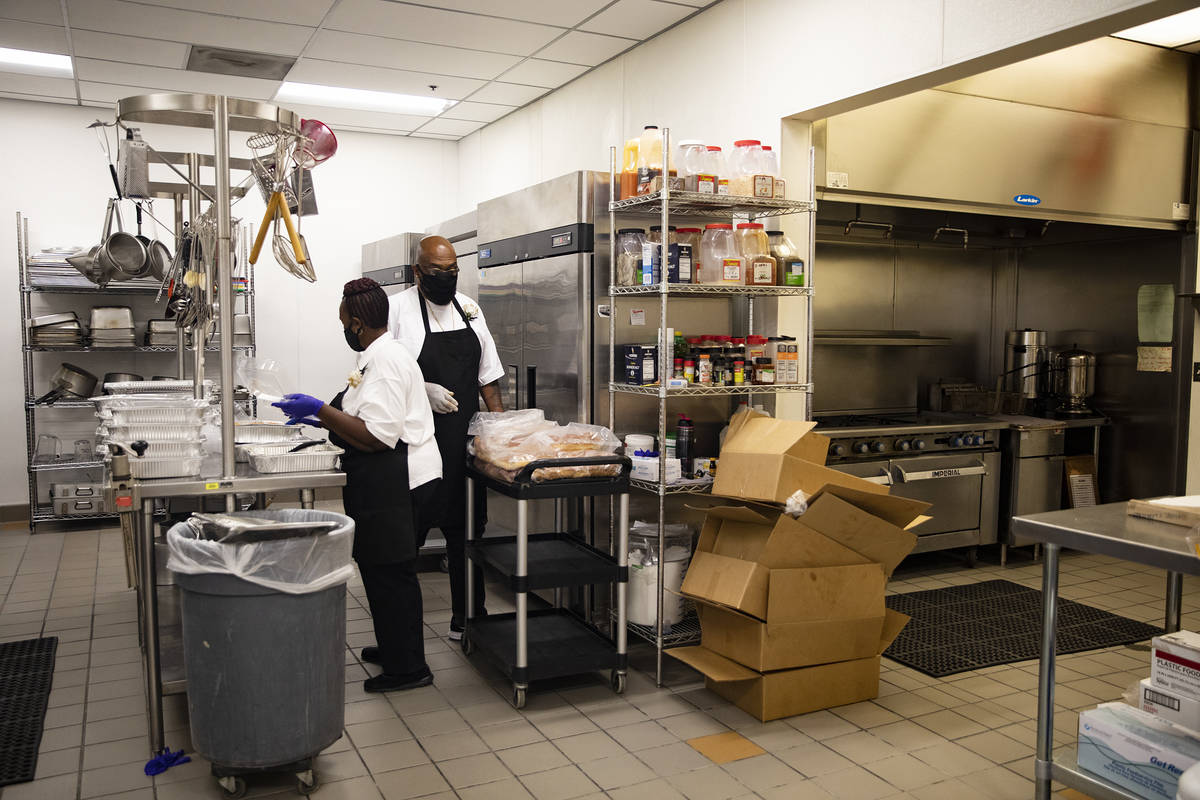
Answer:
[
  {"left": 830, "top": 444, "right": 846, "bottom": 457},
  {"left": 951, "top": 436, "right": 964, "bottom": 448},
  {"left": 895, "top": 439, "right": 911, "bottom": 451},
  {"left": 912, "top": 439, "right": 927, "bottom": 450},
  {"left": 974, "top": 435, "right": 986, "bottom": 446},
  {"left": 853, "top": 442, "right": 870, "bottom": 455},
  {"left": 870, "top": 441, "right": 887, "bottom": 453}
]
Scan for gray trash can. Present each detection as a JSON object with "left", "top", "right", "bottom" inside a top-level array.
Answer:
[{"left": 167, "top": 509, "right": 354, "bottom": 794}]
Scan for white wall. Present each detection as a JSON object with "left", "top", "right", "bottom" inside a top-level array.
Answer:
[
  {"left": 454, "top": 0, "right": 1196, "bottom": 214},
  {"left": 0, "top": 98, "right": 457, "bottom": 507}
]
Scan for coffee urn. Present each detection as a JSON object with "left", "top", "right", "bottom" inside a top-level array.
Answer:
[
  {"left": 1053, "top": 345, "right": 1096, "bottom": 413},
  {"left": 1004, "top": 329, "right": 1049, "bottom": 399}
]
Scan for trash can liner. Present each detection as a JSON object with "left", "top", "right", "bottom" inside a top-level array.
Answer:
[{"left": 166, "top": 509, "right": 354, "bottom": 594}]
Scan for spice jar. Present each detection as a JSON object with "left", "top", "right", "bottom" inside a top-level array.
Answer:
[
  {"left": 697, "top": 353, "right": 712, "bottom": 384},
  {"left": 683, "top": 359, "right": 695, "bottom": 383},
  {"left": 761, "top": 145, "right": 785, "bottom": 198},
  {"left": 707, "top": 146, "right": 729, "bottom": 195},
  {"left": 736, "top": 223, "right": 776, "bottom": 286},
  {"left": 730, "top": 139, "right": 770, "bottom": 197},
  {"left": 677, "top": 227, "right": 702, "bottom": 285},
  {"left": 733, "top": 359, "right": 745, "bottom": 385},
  {"left": 700, "top": 223, "right": 742, "bottom": 285},
  {"left": 767, "top": 230, "right": 804, "bottom": 286},
  {"left": 754, "top": 358, "right": 775, "bottom": 385},
  {"left": 673, "top": 358, "right": 683, "bottom": 380},
  {"left": 676, "top": 140, "right": 712, "bottom": 193},
  {"left": 615, "top": 228, "right": 646, "bottom": 286}
]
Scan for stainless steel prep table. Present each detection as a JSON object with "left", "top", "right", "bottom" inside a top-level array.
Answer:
[
  {"left": 1012, "top": 503, "right": 1193, "bottom": 800},
  {"left": 118, "top": 465, "right": 347, "bottom": 755}
]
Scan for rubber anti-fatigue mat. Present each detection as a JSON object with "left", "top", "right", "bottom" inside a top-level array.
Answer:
[
  {"left": 0, "top": 637, "right": 57, "bottom": 786},
  {"left": 883, "top": 580, "right": 1161, "bottom": 678}
]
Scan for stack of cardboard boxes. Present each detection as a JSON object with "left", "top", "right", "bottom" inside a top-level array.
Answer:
[{"left": 668, "top": 410, "right": 931, "bottom": 721}]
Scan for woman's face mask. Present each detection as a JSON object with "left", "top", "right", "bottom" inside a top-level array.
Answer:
[{"left": 343, "top": 324, "right": 365, "bottom": 352}]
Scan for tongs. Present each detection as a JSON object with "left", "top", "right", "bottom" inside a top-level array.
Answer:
[{"left": 249, "top": 191, "right": 305, "bottom": 266}]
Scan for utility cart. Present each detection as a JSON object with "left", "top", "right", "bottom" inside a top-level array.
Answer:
[{"left": 463, "top": 456, "right": 631, "bottom": 709}]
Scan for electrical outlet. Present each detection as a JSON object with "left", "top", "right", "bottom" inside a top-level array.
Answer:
[{"left": 1193, "top": 361, "right": 1200, "bottom": 381}]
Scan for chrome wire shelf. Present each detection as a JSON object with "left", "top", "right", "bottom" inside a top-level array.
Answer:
[
  {"left": 610, "top": 284, "right": 811, "bottom": 297},
  {"left": 25, "top": 345, "right": 252, "bottom": 353},
  {"left": 25, "top": 399, "right": 95, "bottom": 409},
  {"left": 32, "top": 506, "right": 119, "bottom": 523},
  {"left": 609, "top": 191, "right": 815, "bottom": 218},
  {"left": 630, "top": 478, "right": 713, "bottom": 495},
  {"left": 611, "top": 382, "right": 814, "bottom": 397},
  {"left": 30, "top": 459, "right": 105, "bottom": 472},
  {"left": 616, "top": 610, "right": 702, "bottom": 648}
]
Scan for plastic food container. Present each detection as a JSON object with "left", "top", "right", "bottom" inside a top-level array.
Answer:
[
  {"left": 128, "top": 455, "right": 205, "bottom": 479},
  {"left": 615, "top": 229, "right": 646, "bottom": 286},
  {"left": 700, "top": 224, "right": 742, "bottom": 285},
  {"left": 675, "top": 140, "right": 712, "bottom": 193},
  {"left": 235, "top": 422, "right": 307, "bottom": 444},
  {"left": 729, "top": 139, "right": 769, "bottom": 197},
  {"left": 246, "top": 444, "right": 344, "bottom": 473},
  {"left": 736, "top": 223, "right": 776, "bottom": 286},
  {"left": 628, "top": 526, "right": 693, "bottom": 627},
  {"left": 103, "top": 422, "right": 206, "bottom": 443}
]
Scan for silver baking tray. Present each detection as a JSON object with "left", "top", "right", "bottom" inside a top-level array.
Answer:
[{"left": 245, "top": 444, "right": 343, "bottom": 473}]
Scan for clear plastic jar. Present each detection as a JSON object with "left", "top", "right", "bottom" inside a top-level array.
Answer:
[
  {"left": 677, "top": 228, "right": 702, "bottom": 285},
  {"left": 636, "top": 125, "right": 663, "bottom": 195},
  {"left": 767, "top": 230, "right": 804, "bottom": 286},
  {"left": 620, "top": 137, "right": 639, "bottom": 200},
  {"left": 615, "top": 228, "right": 646, "bottom": 286},
  {"left": 762, "top": 145, "right": 785, "bottom": 198},
  {"left": 700, "top": 224, "right": 742, "bottom": 285},
  {"left": 736, "top": 222, "right": 776, "bottom": 286},
  {"left": 729, "top": 139, "right": 764, "bottom": 197},
  {"left": 647, "top": 226, "right": 676, "bottom": 245},
  {"left": 706, "top": 146, "right": 728, "bottom": 195},
  {"left": 676, "top": 140, "right": 711, "bottom": 193}
]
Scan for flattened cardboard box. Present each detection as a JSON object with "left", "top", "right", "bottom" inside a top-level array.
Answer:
[{"left": 669, "top": 610, "right": 910, "bottom": 721}]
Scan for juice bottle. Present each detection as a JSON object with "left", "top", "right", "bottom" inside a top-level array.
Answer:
[
  {"left": 636, "top": 125, "right": 663, "bottom": 195},
  {"left": 620, "top": 137, "right": 639, "bottom": 200}
]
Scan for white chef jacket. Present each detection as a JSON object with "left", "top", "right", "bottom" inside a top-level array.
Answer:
[
  {"left": 388, "top": 286, "right": 505, "bottom": 387},
  {"left": 338, "top": 334, "right": 441, "bottom": 490}
]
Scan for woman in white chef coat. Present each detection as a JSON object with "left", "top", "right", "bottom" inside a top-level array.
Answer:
[{"left": 274, "top": 278, "right": 441, "bottom": 693}]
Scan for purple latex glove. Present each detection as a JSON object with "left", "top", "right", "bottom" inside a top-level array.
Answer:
[
  {"left": 272, "top": 393, "right": 324, "bottom": 419},
  {"left": 286, "top": 416, "right": 323, "bottom": 428}
]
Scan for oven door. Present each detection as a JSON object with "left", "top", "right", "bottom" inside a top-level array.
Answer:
[
  {"left": 828, "top": 459, "right": 893, "bottom": 486},
  {"left": 886, "top": 452, "right": 1000, "bottom": 551}
]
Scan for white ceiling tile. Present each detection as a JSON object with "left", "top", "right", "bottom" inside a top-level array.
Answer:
[
  {"left": 0, "top": 0, "right": 63, "bottom": 25},
  {"left": 74, "top": 58, "right": 280, "bottom": 99},
  {"left": 0, "top": 70, "right": 75, "bottom": 98},
  {"left": 0, "top": 91, "right": 76, "bottom": 105},
  {"left": 580, "top": 0, "right": 692, "bottom": 39},
  {"left": 325, "top": 0, "right": 561, "bottom": 56},
  {"left": 440, "top": 100, "right": 515, "bottom": 123},
  {"left": 275, "top": 101, "right": 430, "bottom": 132},
  {"left": 0, "top": 20, "right": 68, "bottom": 54},
  {"left": 499, "top": 58, "right": 587, "bottom": 89},
  {"left": 70, "top": 31, "right": 188, "bottom": 69},
  {"left": 127, "top": 0, "right": 335, "bottom": 27},
  {"left": 466, "top": 81, "right": 548, "bottom": 105},
  {"left": 534, "top": 30, "right": 635, "bottom": 65},
  {"left": 417, "top": 117, "right": 484, "bottom": 136},
  {"left": 409, "top": 131, "right": 460, "bottom": 140},
  {"left": 663, "top": 0, "right": 712, "bottom": 5},
  {"left": 65, "top": 0, "right": 314, "bottom": 56},
  {"left": 286, "top": 58, "right": 485, "bottom": 100},
  {"left": 306, "top": 29, "right": 520, "bottom": 80},
  {"left": 412, "top": 0, "right": 609, "bottom": 28}
]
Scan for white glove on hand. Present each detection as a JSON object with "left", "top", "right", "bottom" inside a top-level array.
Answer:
[{"left": 425, "top": 382, "right": 459, "bottom": 414}]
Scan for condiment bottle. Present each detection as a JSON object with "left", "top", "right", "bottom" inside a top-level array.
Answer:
[
  {"left": 636, "top": 125, "right": 663, "bottom": 195},
  {"left": 620, "top": 137, "right": 639, "bottom": 200},
  {"left": 697, "top": 353, "right": 712, "bottom": 384},
  {"left": 683, "top": 359, "right": 695, "bottom": 383},
  {"left": 733, "top": 359, "right": 745, "bottom": 385},
  {"left": 736, "top": 223, "right": 776, "bottom": 286},
  {"left": 673, "top": 358, "right": 683, "bottom": 380}
]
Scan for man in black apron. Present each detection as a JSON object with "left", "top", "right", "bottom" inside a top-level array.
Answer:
[
  {"left": 276, "top": 278, "right": 441, "bottom": 692},
  {"left": 398, "top": 235, "right": 504, "bottom": 641}
]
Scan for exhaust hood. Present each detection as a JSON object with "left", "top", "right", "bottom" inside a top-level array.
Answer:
[{"left": 814, "top": 38, "right": 1194, "bottom": 230}]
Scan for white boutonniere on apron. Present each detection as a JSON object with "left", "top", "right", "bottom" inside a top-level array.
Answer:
[
  {"left": 347, "top": 369, "right": 364, "bottom": 388},
  {"left": 462, "top": 302, "right": 479, "bottom": 321}
]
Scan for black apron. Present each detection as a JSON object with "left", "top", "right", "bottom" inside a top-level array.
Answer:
[
  {"left": 329, "top": 384, "right": 416, "bottom": 565},
  {"left": 416, "top": 295, "right": 481, "bottom": 531}
]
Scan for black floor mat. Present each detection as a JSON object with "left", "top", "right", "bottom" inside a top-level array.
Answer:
[
  {"left": 0, "top": 637, "right": 57, "bottom": 786},
  {"left": 884, "top": 580, "right": 1162, "bottom": 678}
]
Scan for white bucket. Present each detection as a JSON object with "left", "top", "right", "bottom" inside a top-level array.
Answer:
[
  {"left": 628, "top": 543, "right": 690, "bottom": 627},
  {"left": 624, "top": 434, "right": 655, "bottom": 454}
]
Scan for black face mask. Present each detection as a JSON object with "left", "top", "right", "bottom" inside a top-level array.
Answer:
[
  {"left": 419, "top": 268, "right": 458, "bottom": 306},
  {"left": 343, "top": 326, "right": 365, "bottom": 352}
]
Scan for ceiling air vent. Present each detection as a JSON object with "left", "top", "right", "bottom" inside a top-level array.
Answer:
[{"left": 186, "top": 46, "right": 296, "bottom": 81}]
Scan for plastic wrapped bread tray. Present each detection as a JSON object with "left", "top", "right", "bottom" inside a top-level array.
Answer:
[
  {"left": 468, "top": 455, "right": 631, "bottom": 500},
  {"left": 246, "top": 443, "right": 343, "bottom": 473}
]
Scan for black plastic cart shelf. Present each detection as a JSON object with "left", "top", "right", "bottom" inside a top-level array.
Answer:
[{"left": 465, "top": 455, "right": 631, "bottom": 709}]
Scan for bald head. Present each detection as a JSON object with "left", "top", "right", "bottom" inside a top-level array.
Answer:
[{"left": 417, "top": 235, "right": 457, "bottom": 270}]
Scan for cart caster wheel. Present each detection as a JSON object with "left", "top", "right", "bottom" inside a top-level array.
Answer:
[
  {"left": 512, "top": 685, "right": 527, "bottom": 709},
  {"left": 296, "top": 770, "right": 319, "bottom": 796},
  {"left": 461, "top": 634, "right": 472, "bottom": 656},
  {"left": 965, "top": 547, "right": 978, "bottom": 568},
  {"left": 611, "top": 670, "right": 626, "bottom": 694},
  {"left": 218, "top": 776, "right": 246, "bottom": 800}
]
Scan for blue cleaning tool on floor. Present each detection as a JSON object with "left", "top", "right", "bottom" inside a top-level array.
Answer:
[{"left": 144, "top": 747, "right": 191, "bottom": 776}]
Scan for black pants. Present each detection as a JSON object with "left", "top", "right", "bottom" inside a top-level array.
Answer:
[
  {"left": 356, "top": 480, "right": 439, "bottom": 677},
  {"left": 418, "top": 478, "right": 486, "bottom": 625}
]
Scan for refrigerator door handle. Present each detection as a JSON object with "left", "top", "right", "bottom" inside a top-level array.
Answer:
[
  {"left": 526, "top": 365, "right": 537, "bottom": 411},
  {"left": 507, "top": 363, "right": 520, "bottom": 409}
]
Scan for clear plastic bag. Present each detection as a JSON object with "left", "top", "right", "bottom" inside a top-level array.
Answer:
[
  {"left": 468, "top": 411, "right": 622, "bottom": 482},
  {"left": 166, "top": 508, "right": 355, "bottom": 594},
  {"left": 235, "top": 354, "right": 286, "bottom": 405}
]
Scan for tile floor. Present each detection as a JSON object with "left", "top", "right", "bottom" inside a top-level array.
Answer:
[{"left": 0, "top": 519, "right": 1195, "bottom": 800}]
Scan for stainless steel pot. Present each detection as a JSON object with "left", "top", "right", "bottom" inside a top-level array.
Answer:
[
  {"left": 1054, "top": 346, "right": 1096, "bottom": 413},
  {"left": 1004, "top": 329, "right": 1049, "bottom": 399},
  {"left": 36, "top": 363, "right": 98, "bottom": 404}
]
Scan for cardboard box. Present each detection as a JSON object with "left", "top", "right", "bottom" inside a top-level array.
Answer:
[
  {"left": 1153, "top": 631, "right": 1200, "bottom": 700},
  {"left": 1078, "top": 702, "right": 1200, "bottom": 800},
  {"left": 712, "top": 410, "right": 890, "bottom": 504},
  {"left": 1140, "top": 677, "right": 1200, "bottom": 733},
  {"left": 669, "top": 610, "right": 909, "bottom": 721}
]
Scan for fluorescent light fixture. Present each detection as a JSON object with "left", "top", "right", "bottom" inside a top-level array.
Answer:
[
  {"left": 275, "top": 81, "right": 454, "bottom": 115},
  {"left": 1114, "top": 7, "right": 1200, "bottom": 48},
  {"left": 0, "top": 46, "right": 72, "bottom": 77}
]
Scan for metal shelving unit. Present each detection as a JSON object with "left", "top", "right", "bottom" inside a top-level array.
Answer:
[
  {"left": 17, "top": 211, "right": 256, "bottom": 529},
  {"left": 606, "top": 128, "right": 817, "bottom": 685}
]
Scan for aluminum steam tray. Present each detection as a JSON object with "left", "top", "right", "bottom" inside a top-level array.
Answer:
[
  {"left": 127, "top": 455, "right": 204, "bottom": 480},
  {"left": 102, "top": 422, "right": 206, "bottom": 443},
  {"left": 246, "top": 444, "right": 343, "bottom": 473},
  {"left": 106, "top": 401, "right": 211, "bottom": 426},
  {"left": 105, "top": 441, "right": 206, "bottom": 459},
  {"left": 235, "top": 422, "right": 307, "bottom": 444},
  {"left": 234, "top": 441, "right": 314, "bottom": 463},
  {"left": 104, "top": 379, "right": 214, "bottom": 395}
]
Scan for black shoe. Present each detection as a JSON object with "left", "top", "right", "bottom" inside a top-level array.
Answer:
[
  {"left": 360, "top": 646, "right": 381, "bottom": 665},
  {"left": 364, "top": 667, "right": 434, "bottom": 693},
  {"left": 448, "top": 621, "right": 464, "bottom": 642}
]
